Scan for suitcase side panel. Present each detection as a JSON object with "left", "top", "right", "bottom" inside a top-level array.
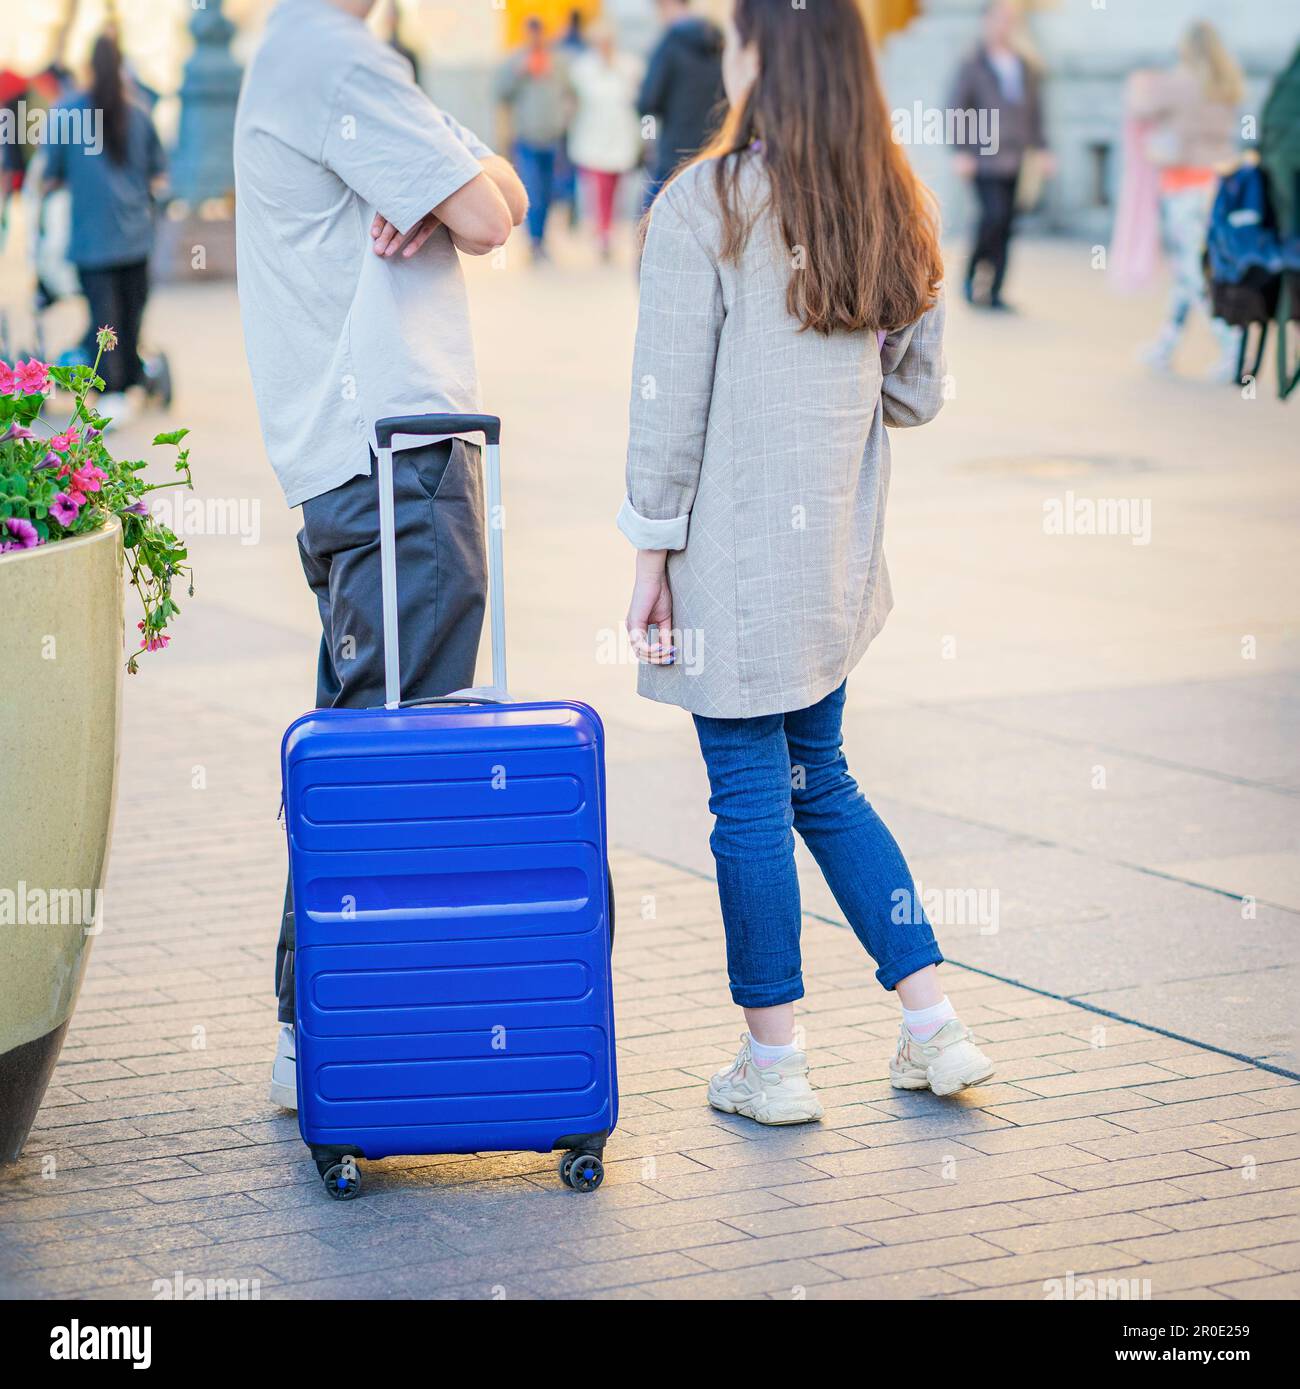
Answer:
[{"left": 284, "top": 701, "right": 617, "bottom": 1160}]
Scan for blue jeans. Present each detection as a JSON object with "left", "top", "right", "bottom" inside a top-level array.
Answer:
[
  {"left": 693, "top": 682, "right": 943, "bottom": 1008},
  {"left": 513, "top": 141, "right": 558, "bottom": 247}
]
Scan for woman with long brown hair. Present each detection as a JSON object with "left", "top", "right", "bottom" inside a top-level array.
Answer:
[
  {"left": 617, "top": 0, "right": 993, "bottom": 1123},
  {"left": 42, "top": 32, "right": 166, "bottom": 424}
]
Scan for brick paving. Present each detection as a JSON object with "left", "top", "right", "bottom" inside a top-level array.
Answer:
[
  {"left": 2, "top": 230, "right": 1297, "bottom": 1300},
  {"left": 1, "top": 690, "right": 1296, "bottom": 1301}
]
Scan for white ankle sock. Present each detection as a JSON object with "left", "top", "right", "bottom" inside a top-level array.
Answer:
[
  {"left": 901, "top": 996, "right": 956, "bottom": 1041},
  {"left": 749, "top": 1035, "right": 797, "bottom": 1068}
]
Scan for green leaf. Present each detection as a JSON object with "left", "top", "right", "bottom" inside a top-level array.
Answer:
[{"left": 152, "top": 428, "right": 190, "bottom": 447}]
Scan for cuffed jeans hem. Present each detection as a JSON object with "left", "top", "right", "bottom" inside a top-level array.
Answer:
[
  {"left": 876, "top": 943, "right": 945, "bottom": 992},
  {"left": 728, "top": 972, "right": 806, "bottom": 1009}
]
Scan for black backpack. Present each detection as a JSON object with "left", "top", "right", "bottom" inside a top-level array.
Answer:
[{"left": 1203, "top": 162, "right": 1282, "bottom": 384}]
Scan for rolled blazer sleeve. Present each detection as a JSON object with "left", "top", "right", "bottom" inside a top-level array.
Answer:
[
  {"left": 881, "top": 292, "right": 947, "bottom": 428},
  {"left": 619, "top": 189, "right": 723, "bottom": 550}
]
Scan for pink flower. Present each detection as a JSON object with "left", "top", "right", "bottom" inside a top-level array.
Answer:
[
  {"left": 49, "top": 429, "right": 80, "bottom": 454},
  {"left": 65, "top": 463, "right": 106, "bottom": 503},
  {"left": 0, "top": 362, "right": 15, "bottom": 395},
  {"left": 4, "top": 517, "right": 40, "bottom": 549},
  {"left": 137, "top": 620, "right": 170, "bottom": 652},
  {"left": 1, "top": 424, "right": 35, "bottom": 442},
  {"left": 50, "top": 492, "right": 81, "bottom": 526},
  {"left": 14, "top": 359, "right": 50, "bottom": 395}
]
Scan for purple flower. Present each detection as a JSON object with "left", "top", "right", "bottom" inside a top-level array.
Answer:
[
  {"left": 1, "top": 424, "right": 35, "bottom": 443},
  {"left": 84, "top": 427, "right": 101, "bottom": 441},
  {"left": 5, "top": 517, "right": 40, "bottom": 549},
  {"left": 36, "top": 451, "right": 61, "bottom": 469},
  {"left": 50, "top": 492, "right": 81, "bottom": 526},
  {"left": 122, "top": 500, "right": 150, "bottom": 516}
]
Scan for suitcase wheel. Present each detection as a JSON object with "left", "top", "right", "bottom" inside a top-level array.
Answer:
[
  {"left": 558, "top": 1151, "right": 604, "bottom": 1192},
  {"left": 321, "top": 1158, "right": 362, "bottom": 1201}
]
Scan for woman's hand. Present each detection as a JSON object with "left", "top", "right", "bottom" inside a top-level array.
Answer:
[{"left": 625, "top": 550, "right": 676, "bottom": 664}]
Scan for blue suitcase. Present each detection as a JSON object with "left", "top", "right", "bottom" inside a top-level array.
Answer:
[{"left": 281, "top": 413, "right": 618, "bottom": 1199}]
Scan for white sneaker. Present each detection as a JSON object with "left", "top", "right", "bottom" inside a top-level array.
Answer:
[
  {"left": 707, "top": 1034, "right": 824, "bottom": 1125},
  {"left": 269, "top": 1023, "right": 297, "bottom": 1110},
  {"left": 889, "top": 1018, "right": 995, "bottom": 1097}
]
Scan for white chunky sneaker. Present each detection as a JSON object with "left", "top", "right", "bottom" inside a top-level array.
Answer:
[
  {"left": 707, "top": 1034, "right": 824, "bottom": 1125},
  {"left": 889, "top": 1019, "right": 995, "bottom": 1097},
  {"left": 269, "top": 1023, "right": 297, "bottom": 1110}
]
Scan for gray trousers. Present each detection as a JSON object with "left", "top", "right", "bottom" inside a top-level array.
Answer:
[{"left": 276, "top": 440, "right": 486, "bottom": 1022}]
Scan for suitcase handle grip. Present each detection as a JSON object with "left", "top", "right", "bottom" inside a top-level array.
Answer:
[
  {"left": 400, "top": 696, "right": 504, "bottom": 708},
  {"left": 375, "top": 413, "right": 501, "bottom": 449},
  {"left": 373, "top": 414, "right": 507, "bottom": 710}
]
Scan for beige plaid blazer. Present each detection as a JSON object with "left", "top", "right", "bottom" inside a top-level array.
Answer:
[{"left": 618, "top": 155, "right": 947, "bottom": 719}]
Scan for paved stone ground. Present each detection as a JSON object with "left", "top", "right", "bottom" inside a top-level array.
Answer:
[
  {"left": 1, "top": 706, "right": 1297, "bottom": 1299},
  {"left": 1, "top": 223, "right": 1297, "bottom": 1298}
]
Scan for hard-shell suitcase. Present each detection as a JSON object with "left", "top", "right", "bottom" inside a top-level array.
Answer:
[{"left": 281, "top": 414, "right": 618, "bottom": 1199}]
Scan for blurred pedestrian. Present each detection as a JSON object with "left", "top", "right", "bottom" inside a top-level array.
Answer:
[
  {"left": 496, "top": 17, "right": 574, "bottom": 260},
  {"left": 0, "top": 71, "right": 29, "bottom": 248},
  {"left": 559, "top": 7, "right": 587, "bottom": 53},
  {"left": 949, "top": 0, "right": 1052, "bottom": 311},
  {"left": 42, "top": 34, "right": 166, "bottom": 424},
  {"left": 638, "top": 0, "right": 724, "bottom": 209},
  {"left": 1130, "top": 21, "right": 1244, "bottom": 382},
  {"left": 375, "top": 0, "right": 421, "bottom": 82},
  {"left": 1108, "top": 70, "right": 1164, "bottom": 297},
  {"left": 552, "top": 8, "right": 589, "bottom": 226},
  {"left": 620, "top": 0, "right": 994, "bottom": 1122},
  {"left": 569, "top": 24, "right": 643, "bottom": 259}
]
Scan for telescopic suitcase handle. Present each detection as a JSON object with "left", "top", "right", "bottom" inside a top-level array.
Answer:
[
  {"left": 373, "top": 413, "right": 506, "bottom": 710},
  {"left": 375, "top": 414, "right": 501, "bottom": 448}
]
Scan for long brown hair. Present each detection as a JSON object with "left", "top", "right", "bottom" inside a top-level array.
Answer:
[
  {"left": 687, "top": 0, "right": 942, "bottom": 336},
  {"left": 89, "top": 33, "right": 129, "bottom": 165}
]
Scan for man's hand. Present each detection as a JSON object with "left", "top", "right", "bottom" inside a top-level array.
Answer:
[
  {"left": 370, "top": 210, "right": 441, "bottom": 258},
  {"left": 625, "top": 550, "right": 676, "bottom": 665},
  {"left": 479, "top": 154, "right": 528, "bottom": 229}
]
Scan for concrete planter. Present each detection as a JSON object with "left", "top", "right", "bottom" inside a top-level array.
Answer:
[{"left": 0, "top": 519, "right": 123, "bottom": 1162}]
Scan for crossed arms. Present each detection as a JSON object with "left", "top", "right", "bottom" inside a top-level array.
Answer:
[
  {"left": 323, "top": 58, "right": 527, "bottom": 261},
  {"left": 372, "top": 155, "right": 527, "bottom": 259}
]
